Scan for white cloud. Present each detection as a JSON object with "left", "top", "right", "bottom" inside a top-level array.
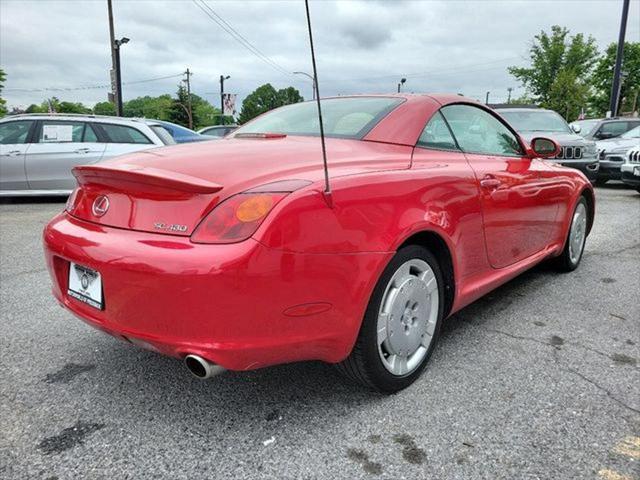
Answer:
[{"left": 1, "top": 0, "right": 638, "bottom": 110}]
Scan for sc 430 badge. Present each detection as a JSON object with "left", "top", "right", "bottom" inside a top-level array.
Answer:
[{"left": 154, "top": 222, "right": 188, "bottom": 233}]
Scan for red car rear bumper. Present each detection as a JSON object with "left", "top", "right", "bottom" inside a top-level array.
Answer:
[{"left": 43, "top": 213, "right": 392, "bottom": 371}]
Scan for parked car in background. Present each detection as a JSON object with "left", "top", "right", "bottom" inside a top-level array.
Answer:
[
  {"left": 596, "top": 127, "right": 640, "bottom": 184},
  {"left": 44, "top": 94, "right": 594, "bottom": 392},
  {"left": 198, "top": 125, "right": 238, "bottom": 138},
  {"left": 0, "top": 114, "right": 174, "bottom": 196},
  {"left": 569, "top": 118, "right": 601, "bottom": 137},
  {"left": 578, "top": 117, "right": 640, "bottom": 141},
  {"left": 151, "top": 120, "right": 208, "bottom": 143},
  {"left": 494, "top": 107, "right": 599, "bottom": 182},
  {"left": 620, "top": 146, "right": 640, "bottom": 193}
]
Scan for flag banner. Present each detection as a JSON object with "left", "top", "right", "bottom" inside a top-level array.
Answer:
[{"left": 223, "top": 93, "right": 237, "bottom": 116}]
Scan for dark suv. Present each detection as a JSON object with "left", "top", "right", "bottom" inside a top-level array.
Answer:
[
  {"left": 572, "top": 118, "right": 640, "bottom": 141},
  {"left": 495, "top": 107, "right": 599, "bottom": 182}
]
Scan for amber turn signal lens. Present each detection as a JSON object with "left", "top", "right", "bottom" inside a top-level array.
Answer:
[
  {"left": 190, "top": 193, "right": 287, "bottom": 244},
  {"left": 235, "top": 195, "right": 274, "bottom": 223}
]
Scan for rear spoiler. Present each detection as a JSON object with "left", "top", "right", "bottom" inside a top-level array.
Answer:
[{"left": 73, "top": 164, "right": 223, "bottom": 194}]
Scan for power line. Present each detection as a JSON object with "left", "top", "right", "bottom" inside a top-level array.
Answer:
[
  {"left": 346, "top": 57, "right": 524, "bottom": 82},
  {"left": 191, "top": 0, "right": 291, "bottom": 76},
  {"left": 5, "top": 73, "right": 184, "bottom": 93}
]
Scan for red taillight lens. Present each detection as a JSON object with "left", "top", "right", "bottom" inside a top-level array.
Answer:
[
  {"left": 190, "top": 193, "right": 287, "bottom": 244},
  {"left": 65, "top": 188, "right": 81, "bottom": 213}
]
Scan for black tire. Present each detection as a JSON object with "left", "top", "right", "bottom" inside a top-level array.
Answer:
[
  {"left": 554, "top": 196, "right": 589, "bottom": 272},
  {"left": 336, "top": 245, "right": 445, "bottom": 393}
]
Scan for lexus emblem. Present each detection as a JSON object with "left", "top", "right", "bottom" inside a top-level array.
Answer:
[{"left": 92, "top": 195, "right": 110, "bottom": 217}]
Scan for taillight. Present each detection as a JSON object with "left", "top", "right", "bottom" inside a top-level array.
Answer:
[
  {"left": 65, "top": 188, "right": 80, "bottom": 213},
  {"left": 190, "top": 193, "right": 287, "bottom": 244}
]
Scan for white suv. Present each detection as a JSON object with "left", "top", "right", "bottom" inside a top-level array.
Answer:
[
  {"left": 621, "top": 146, "right": 640, "bottom": 193},
  {"left": 0, "top": 114, "right": 176, "bottom": 196}
]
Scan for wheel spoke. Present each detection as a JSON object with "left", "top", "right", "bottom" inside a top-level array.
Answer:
[{"left": 377, "top": 312, "right": 389, "bottom": 345}]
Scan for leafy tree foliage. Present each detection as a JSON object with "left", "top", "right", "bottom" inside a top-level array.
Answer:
[
  {"left": 238, "top": 84, "right": 303, "bottom": 124},
  {"left": 0, "top": 68, "right": 7, "bottom": 117},
  {"left": 93, "top": 101, "right": 116, "bottom": 116},
  {"left": 123, "top": 94, "right": 173, "bottom": 121},
  {"left": 167, "top": 84, "right": 219, "bottom": 129},
  {"left": 590, "top": 42, "right": 640, "bottom": 116},
  {"left": 508, "top": 26, "right": 598, "bottom": 119}
]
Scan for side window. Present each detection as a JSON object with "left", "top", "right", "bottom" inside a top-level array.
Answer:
[
  {"left": 83, "top": 124, "right": 99, "bottom": 143},
  {"left": 441, "top": 104, "right": 523, "bottom": 156},
  {"left": 0, "top": 121, "right": 34, "bottom": 145},
  {"left": 417, "top": 112, "right": 458, "bottom": 151},
  {"left": 99, "top": 124, "right": 152, "bottom": 144},
  {"left": 598, "top": 122, "right": 628, "bottom": 138},
  {"left": 39, "top": 121, "right": 85, "bottom": 143}
]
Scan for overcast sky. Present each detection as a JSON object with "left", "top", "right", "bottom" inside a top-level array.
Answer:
[{"left": 1, "top": 0, "right": 639, "bottom": 112}]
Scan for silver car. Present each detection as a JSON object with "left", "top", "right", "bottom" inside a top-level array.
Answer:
[
  {"left": 595, "top": 126, "right": 640, "bottom": 184},
  {"left": 0, "top": 114, "right": 175, "bottom": 196}
]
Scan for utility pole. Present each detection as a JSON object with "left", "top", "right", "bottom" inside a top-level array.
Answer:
[
  {"left": 107, "top": 0, "right": 120, "bottom": 115},
  {"left": 507, "top": 87, "right": 513, "bottom": 104},
  {"left": 220, "top": 75, "right": 230, "bottom": 125},
  {"left": 485, "top": 91, "right": 490, "bottom": 105},
  {"left": 609, "top": 0, "right": 630, "bottom": 117},
  {"left": 183, "top": 69, "right": 193, "bottom": 129}
]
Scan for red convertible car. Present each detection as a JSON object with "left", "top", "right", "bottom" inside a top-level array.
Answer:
[{"left": 43, "top": 94, "right": 594, "bottom": 392}]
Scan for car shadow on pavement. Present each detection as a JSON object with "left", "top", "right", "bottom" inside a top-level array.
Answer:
[
  {"left": 0, "top": 196, "right": 67, "bottom": 205},
  {"left": 60, "top": 260, "right": 557, "bottom": 441}
]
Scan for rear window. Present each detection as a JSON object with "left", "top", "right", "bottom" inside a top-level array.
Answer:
[
  {"left": 98, "top": 124, "right": 152, "bottom": 144},
  {"left": 235, "top": 97, "right": 403, "bottom": 139},
  {"left": 150, "top": 125, "right": 177, "bottom": 145},
  {"left": 0, "top": 120, "right": 34, "bottom": 144}
]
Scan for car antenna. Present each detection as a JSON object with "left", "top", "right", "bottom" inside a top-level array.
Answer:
[{"left": 304, "top": 0, "right": 333, "bottom": 207}]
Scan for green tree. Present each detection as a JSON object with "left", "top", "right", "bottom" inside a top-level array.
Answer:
[
  {"left": 0, "top": 68, "right": 7, "bottom": 117},
  {"left": 238, "top": 84, "right": 304, "bottom": 124},
  {"left": 169, "top": 84, "right": 193, "bottom": 127},
  {"left": 508, "top": 26, "right": 598, "bottom": 119},
  {"left": 168, "top": 85, "right": 220, "bottom": 129},
  {"left": 57, "top": 101, "right": 91, "bottom": 114},
  {"left": 545, "top": 69, "right": 591, "bottom": 120},
  {"left": 590, "top": 42, "right": 640, "bottom": 116},
  {"left": 93, "top": 101, "right": 116, "bottom": 116},
  {"left": 25, "top": 104, "right": 45, "bottom": 113},
  {"left": 123, "top": 94, "right": 173, "bottom": 120}
]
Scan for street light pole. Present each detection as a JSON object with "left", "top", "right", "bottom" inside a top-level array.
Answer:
[
  {"left": 609, "top": 0, "right": 630, "bottom": 117},
  {"left": 397, "top": 78, "right": 406, "bottom": 93},
  {"left": 220, "top": 75, "right": 230, "bottom": 125},
  {"left": 293, "top": 71, "right": 316, "bottom": 100},
  {"left": 485, "top": 91, "right": 490, "bottom": 105},
  {"left": 113, "top": 37, "right": 129, "bottom": 116},
  {"left": 107, "top": 0, "right": 120, "bottom": 115}
]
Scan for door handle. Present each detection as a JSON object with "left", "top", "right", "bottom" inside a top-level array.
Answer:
[
  {"left": 75, "top": 148, "right": 91, "bottom": 154},
  {"left": 480, "top": 177, "right": 501, "bottom": 189},
  {"left": 7, "top": 150, "right": 22, "bottom": 156}
]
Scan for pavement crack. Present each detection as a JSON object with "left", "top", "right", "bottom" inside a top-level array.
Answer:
[
  {"left": 483, "top": 327, "right": 640, "bottom": 415},
  {"left": 561, "top": 365, "right": 640, "bottom": 416},
  {"left": 1, "top": 267, "right": 47, "bottom": 279}
]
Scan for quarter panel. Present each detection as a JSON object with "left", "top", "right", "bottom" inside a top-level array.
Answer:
[{"left": 257, "top": 148, "right": 486, "bottom": 284}]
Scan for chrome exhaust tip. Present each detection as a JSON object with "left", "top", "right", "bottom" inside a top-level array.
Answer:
[{"left": 184, "top": 354, "right": 225, "bottom": 379}]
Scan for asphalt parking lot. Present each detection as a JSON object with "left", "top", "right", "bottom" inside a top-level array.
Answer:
[{"left": 1, "top": 185, "right": 638, "bottom": 480}]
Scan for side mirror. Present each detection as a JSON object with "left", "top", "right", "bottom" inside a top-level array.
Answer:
[
  {"left": 530, "top": 137, "right": 560, "bottom": 158},
  {"left": 571, "top": 124, "right": 581, "bottom": 134}
]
